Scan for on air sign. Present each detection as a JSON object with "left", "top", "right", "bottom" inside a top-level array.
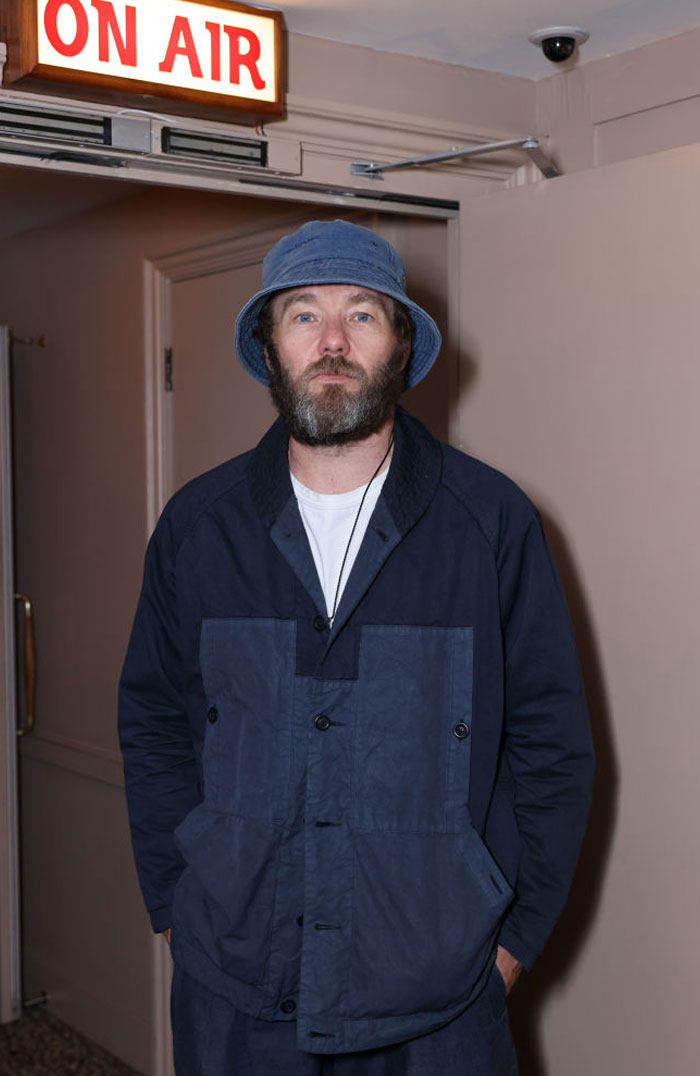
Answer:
[{"left": 1, "top": 0, "right": 283, "bottom": 119}]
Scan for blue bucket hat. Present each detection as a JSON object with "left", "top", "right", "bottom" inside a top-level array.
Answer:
[{"left": 234, "top": 219, "right": 441, "bottom": 389}]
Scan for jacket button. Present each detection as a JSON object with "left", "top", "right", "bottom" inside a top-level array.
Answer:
[
  {"left": 453, "top": 721, "right": 470, "bottom": 739},
  {"left": 280, "top": 998, "right": 296, "bottom": 1014},
  {"left": 313, "top": 614, "right": 328, "bottom": 631},
  {"left": 314, "top": 714, "right": 331, "bottom": 732},
  {"left": 207, "top": 707, "right": 219, "bottom": 724}
]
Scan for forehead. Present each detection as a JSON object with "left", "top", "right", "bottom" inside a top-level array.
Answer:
[{"left": 272, "top": 283, "right": 392, "bottom": 316}]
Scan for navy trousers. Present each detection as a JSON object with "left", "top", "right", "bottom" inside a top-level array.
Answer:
[{"left": 171, "top": 963, "right": 519, "bottom": 1076}]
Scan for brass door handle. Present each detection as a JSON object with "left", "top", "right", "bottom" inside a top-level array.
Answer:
[{"left": 14, "top": 593, "right": 35, "bottom": 737}]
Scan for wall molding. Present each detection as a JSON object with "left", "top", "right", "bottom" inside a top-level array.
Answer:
[
  {"left": 281, "top": 94, "right": 532, "bottom": 185},
  {"left": 20, "top": 732, "right": 123, "bottom": 788},
  {"left": 0, "top": 84, "right": 533, "bottom": 190}
]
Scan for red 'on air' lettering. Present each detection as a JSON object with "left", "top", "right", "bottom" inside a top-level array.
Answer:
[
  {"left": 159, "top": 16, "right": 203, "bottom": 78},
  {"left": 223, "top": 27, "right": 265, "bottom": 89},
  {"left": 43, "top": 0, "right": 89, "bottom": 58},
  {"left": 205, "top": 21, "right": 221, "bottom": 82},
  {"left": 91, "top": 1, "right": 137, "bottom": 66}
]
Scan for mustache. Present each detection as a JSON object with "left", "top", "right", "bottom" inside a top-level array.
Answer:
[{"left": 303, "top": 354, "right": 363, "bottom": 381}]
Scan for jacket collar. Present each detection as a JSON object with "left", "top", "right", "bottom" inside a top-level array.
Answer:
[
  {"left": 382, "top": 406, "right": 443, "bottom": 536},
  {"left": 246, "top": 406, "right": 442, "bottom": 539},
  {"left": 246, "top": 417, "right": 293, "bottom": 528},
  {"left": 246, "top": 407, "right": 443, "bottom": 642}
]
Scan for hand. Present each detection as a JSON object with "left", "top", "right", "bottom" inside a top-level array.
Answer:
[
  {"left": 162, "top": 928, "right": 171, "bottom": 945},
  {"left": 495, "top": 945, "right": 522, "bottom": 996}
]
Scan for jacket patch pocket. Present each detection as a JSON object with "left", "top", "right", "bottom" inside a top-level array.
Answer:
[
  {"left": 354, "top": 625, "right": 473, "bottom": 832},
  {"left": 173, "top": 805, "right": 282, "bottom": 987},
  {"left": 200, "top": 618, "right": 296, "bottom": 819},
  {"left": 349, "top": 829, "right": 511, "bottom": 1018}
]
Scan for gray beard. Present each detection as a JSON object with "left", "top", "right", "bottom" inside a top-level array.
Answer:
[{"left": 266, "top": 345, "right": 406, "bottom": 447}]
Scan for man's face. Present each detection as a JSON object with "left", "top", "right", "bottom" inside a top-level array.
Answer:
[{"left": 264, "top": 283, "right": 409, "bottom": 446}]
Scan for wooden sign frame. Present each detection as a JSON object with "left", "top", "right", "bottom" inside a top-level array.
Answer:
[{"left": 0, "top": 0, "right": 284, "bottom": 122}]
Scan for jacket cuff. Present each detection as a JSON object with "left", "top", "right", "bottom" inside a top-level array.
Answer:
[
  {"left": 149, "top": 905, "right": 173, "bottom": 934},
  {"left": 496, "top": 924, "right": 538, "bottom": 972}
]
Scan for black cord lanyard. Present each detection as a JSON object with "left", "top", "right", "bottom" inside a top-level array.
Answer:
[{"left": 328, "top": 433, "right": 394, "bottom": 628}]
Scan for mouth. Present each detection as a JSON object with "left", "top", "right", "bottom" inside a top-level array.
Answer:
[
  {"left": 304, "top": 358, "right": 361, "bottom": 388},
  {"left": 311, "top": 371, "right": 356, "bottom": 383}
]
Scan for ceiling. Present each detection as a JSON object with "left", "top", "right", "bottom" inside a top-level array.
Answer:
[{"left": 276, "top": 0, "right": 700, "bottom": 79}]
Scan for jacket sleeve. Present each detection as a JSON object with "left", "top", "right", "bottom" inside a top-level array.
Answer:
[
  {"left": 495, "top": 504, "right": 595, "bottom": 970},
  {"left": 118, "top": 511, "right": 200, "bottom": 933}
]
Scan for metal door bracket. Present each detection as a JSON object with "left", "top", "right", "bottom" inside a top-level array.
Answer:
[
  {"left": 164, "top": 347, "right": 173, "bottom": 392},
  {"left": 351, "top": 136, "right": 559, "bottom": 180}
]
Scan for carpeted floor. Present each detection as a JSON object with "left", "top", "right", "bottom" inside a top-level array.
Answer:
[{"left": 0, "top": 1008, "right": 143, "bottom": 1076}]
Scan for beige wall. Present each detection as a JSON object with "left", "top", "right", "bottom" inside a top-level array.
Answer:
[
  {"left": 288, "top": 32, "right": 535, "bottom": 134},
  {"left": 458, "top": 140, "right": 700, "bottom": 1076},
  {"left": 537, "top": 25, "right": 700, "bottom": 174}
]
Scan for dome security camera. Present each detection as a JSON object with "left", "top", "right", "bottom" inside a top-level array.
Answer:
[{"left": 528, "top": 27, "right": 589, "bottom": 64}]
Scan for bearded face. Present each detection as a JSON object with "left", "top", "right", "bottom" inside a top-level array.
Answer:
[
  {"left": 262, "top": 284, "right": 410, "bottom": 447},
  {"left": 265, "top": 342, "right": 408, "bottom": 447}
]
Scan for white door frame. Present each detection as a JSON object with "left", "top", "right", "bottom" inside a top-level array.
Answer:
[{"left": 0, "top": 326, "right": 21, "bottom": 1024}]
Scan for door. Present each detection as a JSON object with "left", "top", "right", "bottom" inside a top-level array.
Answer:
[{"left": 0, "top": 325, "right": 21, "bottom": 1024}]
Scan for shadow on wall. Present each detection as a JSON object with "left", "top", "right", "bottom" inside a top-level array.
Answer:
[
  {"left": 407, "top": 317, "right": 615, "bottom": 1074},
  {"left": 446, "top": 335, "right": 617, "bottom": 1073},
  {"left": 400, "top": 268, "right": 452, "bottom": 441},
  {"left": 508, "top": 509, "right": 619, "bottom": 1076}
]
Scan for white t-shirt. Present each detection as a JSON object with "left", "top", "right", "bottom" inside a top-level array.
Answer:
[{"left": 291, "top": 468, "right": 389, "bottom": 623}]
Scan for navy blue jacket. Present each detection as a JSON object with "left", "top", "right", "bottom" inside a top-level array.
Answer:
[{"left": 118, "top": 408, "right": 594, "bottom": 1054}]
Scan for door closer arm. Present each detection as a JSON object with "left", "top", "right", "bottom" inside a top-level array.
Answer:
[{"left": 351, "top": 137, "right": 558, "bottom": 180}]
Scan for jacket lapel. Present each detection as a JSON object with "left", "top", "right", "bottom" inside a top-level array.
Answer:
[
  {"left": 245, "top": 409, "right": 443, "bottom": 639},
  {"left": 325, "top": 408, "right": 443, "bottom": 644},
  {"left": 270, "top": 497, "right": 328, "bottom": 616}
]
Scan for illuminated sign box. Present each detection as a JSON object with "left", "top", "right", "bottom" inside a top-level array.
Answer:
[{"left": 0, "top": 0, "right": 283, "bottom": 121}]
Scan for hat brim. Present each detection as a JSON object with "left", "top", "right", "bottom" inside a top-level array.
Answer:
[{"left": 234, "top": 275, "right": 441, "bottom": 390}]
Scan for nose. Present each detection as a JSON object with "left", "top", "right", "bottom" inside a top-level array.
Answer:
[{"left": 318, "top": 314, "right": 349, "bottom": 355}]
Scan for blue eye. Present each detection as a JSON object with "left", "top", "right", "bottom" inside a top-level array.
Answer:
[
  {"left": 353, "top": 312, "right": 371, "bottom": 322},
  {"left": 296, "top": 312, "right": 314, "bottom": 322}
]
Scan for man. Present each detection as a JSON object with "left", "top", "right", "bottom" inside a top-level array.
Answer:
[{"left": 119, "top": 219, "right": 594, "bottom": 1075}]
